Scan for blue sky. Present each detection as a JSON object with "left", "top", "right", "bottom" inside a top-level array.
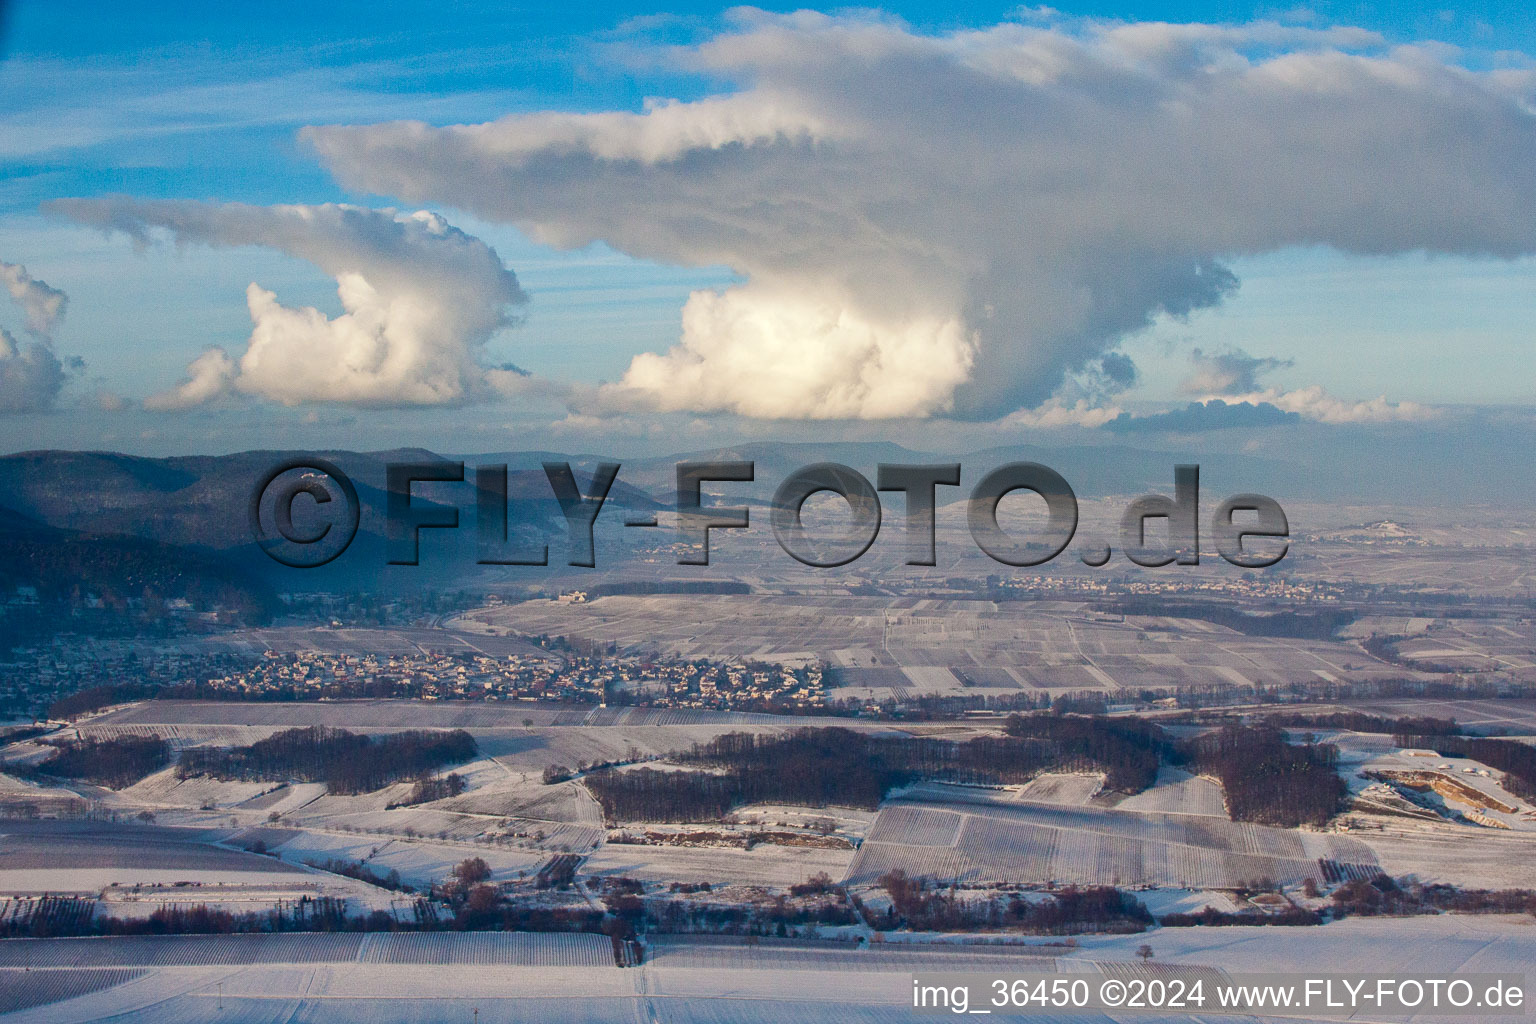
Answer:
[{"left": 1, "top": 0, "right": 1535, "bottom": 456}]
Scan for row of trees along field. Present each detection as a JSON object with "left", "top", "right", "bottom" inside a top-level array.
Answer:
[
  {"left": 1264, "top": 711, "right": 1459, "bottom": 736},
  {"left": 1177, "top": 724, "right": 1344, "bottom": 827},
  {"left": 583, "top": 718, "right": 1164, "bottom": 822},
  {"left": 877, "top": 870, "right": 1153, "bottom": 934},
  {"left": 178, "top": 726, "right": 476, "bottom": 794}
]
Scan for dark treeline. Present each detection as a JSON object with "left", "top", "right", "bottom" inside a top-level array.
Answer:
[
  {"left": 179, "top": 726, "right": 477, "bottom": 795},
  {"left": 1160, "top": 906, "right": 1322, "bottom": 927},
  {"left": 1395, "top": 734, "right": 1536, "bottom": 801},
  {"left": 827, "top": 690, "right": 1051, "bottom": 719},
  {"left": 41, "top": 735, "right": 169, "bottom": 788},
  {"left": 1331, "top": 876, "right": 1536, "bottom": 919},
  {"left": 638, "top": 891, "right": 857, "bottom": 935},
  {"left": 305, "top": 858, "right": 411, "bottom": 893},
  {"left": 1177, "top": 724, "right": 1344, "bottom": 827},
  {"left": 584, "top": 719, "right": 1164, "bottom": 822},
  {"left": 1264, "top": 711, "right": 1460, "bottom": 736},
  {"left": 47, "top": 682, "right": 159, "bottom": 720},
  {"left": 1090, "top": 598, "right": 1358, "bottom": 639},
  {"left": 46, "top": 675, "right": 363, "bottom": 720},
  {"left": 597, "top": 874, "right": 859, "bottom": 939},
  {"left": 1166, "top": 679, "right": 1536, "bottom": 714},
  {"left": 1050, "top": 692, "right": 1110, "bottom": 716},
  {"left": 536, "top": 854, "right": 581, "bottom": 890},
  {"left": 877, "top": 870, "right": 1152, "bottom": 934},
  {"left": 587, "top": 768, "right": 738, "bottom": 821},
  {"left": 1002, "top": 714, "right": 1164, "bottom": 792}
]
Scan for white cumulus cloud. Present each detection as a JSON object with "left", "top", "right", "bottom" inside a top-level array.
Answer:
[
  {"left": 615, "top": 284, "right": 976, "bottom": 418},
  {"left": 51, "top": 200, "right": 528, "bottom": 409},
  {"left": 0, "top": 261, "right": 67, "bottom": 339},
  {"left": 144, "top": 347, "right": 238, "bottom": 412},
  {"left": 0, "top": 259, "right": 74, "bottom": 413},
  {"left": 304, "top": 12, "right": 1536, "bottom": 421}
]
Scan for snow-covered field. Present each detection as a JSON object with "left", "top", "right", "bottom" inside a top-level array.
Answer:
[
  {"left": 12, "top": 700, "right": 1536, "bottom": 1024},
  {"left": 584, "top": 841, "right": 856, "bottom": 887},
  {"left": 0, "top": 821, "right": 398, "bottom": 914},
  {"left": 1112, "top": 767, "right": 1228, "bottom": 816},
  {"left": 0, "top": 773, "right": 72, "bottom": 796},
  {"left": 1357, "top": 820, "right": 1536, "bottom": 889},
  {"left": 726, "top": 804, "right": 877, "bottom": 836},
  {"left": 116, "top": 768, "right": 277, "bottom": 810},
  {"left": 3, "top": 915, "right": 1534, "bottom": 1022},
  {"left": 1012, "top": 772, "right": 1103, "bottom": 806},
  {"left": 846, "top": 787, "right": 1379, "bottom": 888}
]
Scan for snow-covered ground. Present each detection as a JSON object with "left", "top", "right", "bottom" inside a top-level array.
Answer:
[
  {"left": 1011, "top": 772, "right": 1104, "bottom": 806},
  {"left": 3, "top": 915, "right": 1534, "bottom": 1023},
  {"left": 1112, "top": 766, "right": 1228, "bottom": 816},
  {"left": 846, "top": 788, "right": 1378, "bottom": 889},
  {"left": 585, "top": 840, "right": 856, "bottom": 887},
  {"left": 0, "top": 820, "right": 398, "bottom": 915},
  {"left": 1133, "top": 887, "right": 1248, "bottom": 916},
  {"left": 725, "top": 803, "right": 876, "bottom": 840}
]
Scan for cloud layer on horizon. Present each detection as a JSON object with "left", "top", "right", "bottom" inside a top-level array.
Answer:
[
  {"left": 51, "top": 200, "right": 529, "bottom": 410},
  {"left": 304, "top": 11, "right": 1536, "bottom": 422}
]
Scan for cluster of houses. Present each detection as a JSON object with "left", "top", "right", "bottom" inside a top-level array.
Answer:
[
  {"left": 1, "top": 637, "right": 829, "bottom": 720},
  {"left": 989, "top": 574, "right": 1341, "bottom": 602},
  {"left": 178, "top": 648, "right": 829, "bottom": 710}
]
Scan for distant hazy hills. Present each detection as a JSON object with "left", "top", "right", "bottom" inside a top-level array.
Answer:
[
  {"left": 0, "top": 448, "right": 664, "bottom": 548},
  {"left": 0, "top": 448, "right": 668, "bottom": 608},
  {"left": 0, "top": 441, "right": 1331, "bottom": 566},
  {"left": 0, "top": 500, "right": 279, "bottom": 621},
  {"left": 0, "top": 433, "right": 1522, "bottom": 618}
]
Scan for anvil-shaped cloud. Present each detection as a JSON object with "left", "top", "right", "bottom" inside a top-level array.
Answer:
[{"left": 304, "top": 12, "right": 1536, "bottom": 421}]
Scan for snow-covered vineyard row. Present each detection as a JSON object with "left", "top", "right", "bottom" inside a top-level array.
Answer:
[
  {"left": 0, "top": 968, "right": 147, "bottom": 1015},
  {"left": 875, "top": 791, "right": 1375, "bottom": 861},
  {"left": 845, "top": 798, "right": 1379, "bottom": 888},
  {"left": 355, "top": 931, "right": 611, "bottom": 966},
  {"left": 70, "top": 724, "right": 277, "bottom": 747},
  {"left": 1111, "top": 771, "right": 1228, "bottom": 816}
]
